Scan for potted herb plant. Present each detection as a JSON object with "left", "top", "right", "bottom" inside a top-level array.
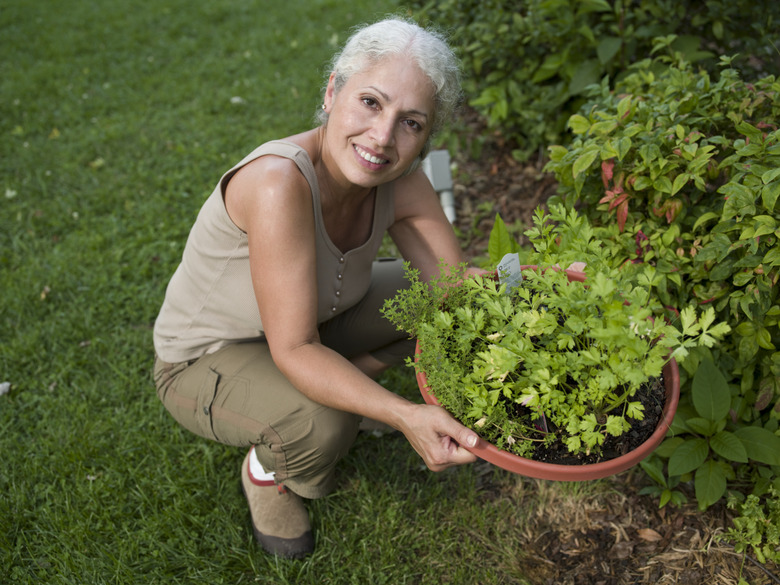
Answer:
[{"left": 383, "top": 205, "right": 730, "bottom": 480}]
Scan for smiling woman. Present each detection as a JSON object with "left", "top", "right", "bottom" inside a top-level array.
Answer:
[{"left": 151, "top": 16, "right": 481, "bottom": 560}]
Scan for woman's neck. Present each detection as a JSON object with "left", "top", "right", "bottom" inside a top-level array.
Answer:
[{"left": 313, "top": 126, "right": 372, "bottom": 207}]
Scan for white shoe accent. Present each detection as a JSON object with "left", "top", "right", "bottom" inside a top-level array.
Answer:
[{"left": 249, "top": 446, "right": 276, "bottom": 482}]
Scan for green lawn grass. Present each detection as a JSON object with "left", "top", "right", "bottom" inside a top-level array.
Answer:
[{"left": 1, "top": 1, "right": 544, "bottom": 583}]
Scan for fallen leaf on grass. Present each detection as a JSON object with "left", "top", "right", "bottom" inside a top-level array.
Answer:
[{"left": 638, "top": 528, "right": 664, "bottom": 542}]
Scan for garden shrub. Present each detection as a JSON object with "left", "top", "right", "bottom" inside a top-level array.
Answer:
[
  {"left": 413, "top": 0, "right": 780, "bottom": 160},
  {"left": 543, "top": 42, "right": 780, "bottom": 512}
]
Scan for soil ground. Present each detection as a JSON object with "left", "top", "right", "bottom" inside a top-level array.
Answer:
[
  {"left": 448, "top": 112, "right": 780, "bottom": 585},
  {"left": 483, "top": 467, "right": 779, "bottom": 585}
]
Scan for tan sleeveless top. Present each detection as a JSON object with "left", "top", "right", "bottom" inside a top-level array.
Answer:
[{"left": 153, "top": 140, "right": 396, "bottom": 363}]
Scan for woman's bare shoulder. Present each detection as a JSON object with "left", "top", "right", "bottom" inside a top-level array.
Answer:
[{"left": 224, "top": 152, "right": 312, "bottom": 232}]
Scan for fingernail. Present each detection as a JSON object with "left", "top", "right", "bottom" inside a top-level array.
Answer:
[{"left": 467, "top": 435, "right": 477, "bottom": 448}]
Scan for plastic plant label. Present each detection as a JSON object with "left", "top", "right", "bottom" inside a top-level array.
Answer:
[{"left": 497, "top": 252, "right": 523, "bottom": 293}]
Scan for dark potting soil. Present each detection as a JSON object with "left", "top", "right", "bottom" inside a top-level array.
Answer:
[{"left": 531, "top": 374, "right": 667, "bottom": 466}]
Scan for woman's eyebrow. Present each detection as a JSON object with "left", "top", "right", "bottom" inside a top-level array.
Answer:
[{"left": 364, "top": 85, "right": 430, "bottom": 121}]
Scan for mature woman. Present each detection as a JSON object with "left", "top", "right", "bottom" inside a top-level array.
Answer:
[{"left": 152, "top": 17, "right": 479, "bottom": 559}]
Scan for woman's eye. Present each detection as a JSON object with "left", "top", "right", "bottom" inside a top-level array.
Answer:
[
  {"left": 362, "top": 97, "right": 378, "bottom": 107},
  {"left": 404, "top": 119, "right": 422, "bottom": 131}
]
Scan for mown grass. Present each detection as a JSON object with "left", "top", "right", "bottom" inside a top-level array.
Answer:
[{"left": 0, "top": 1, "right": 567, "bottom": 583}]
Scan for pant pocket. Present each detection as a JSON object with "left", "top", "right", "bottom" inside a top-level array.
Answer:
[
  {"left": 198, "top": 367, "right": 256, "bottom": 446},
  {"left": 195, "top": 368, "right": 221, "bottom": 442}
]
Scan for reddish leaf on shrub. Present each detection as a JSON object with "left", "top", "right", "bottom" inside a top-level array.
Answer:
[
  {"left": 635, "top": 230, "right": 650, "bottom": 259},
  {"left": 601, "top": 159, "right": 614, "bottom": 188},
  {"left": 616, "top": 199, "right": 629, "bottom": 231},
  {"left": 666, "top": 199, "right": 683, "bottom": 223}
]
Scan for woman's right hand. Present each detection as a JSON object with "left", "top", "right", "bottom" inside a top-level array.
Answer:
[{"left": 395, "top": 403, "right": 479, "bottom": 471}]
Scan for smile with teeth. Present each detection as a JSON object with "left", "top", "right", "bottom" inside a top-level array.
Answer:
[{"left": 354, "top": 145, "right": 389, "bottom": 165}]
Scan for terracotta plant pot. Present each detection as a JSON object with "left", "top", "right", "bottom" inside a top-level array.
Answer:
[
  {"left": 416, "top": 349, "right": 679, "bottom": 481},
  {"left": 413, "top": 266, "right": 681, "bottom": 481}
]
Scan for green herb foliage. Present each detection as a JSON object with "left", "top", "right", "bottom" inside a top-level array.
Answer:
[
  {"left": 383, "top": 205, "right": 729, "bottom": 459},
  {"left": 723, "top": 488, "right": 780, "bottom": 566}
]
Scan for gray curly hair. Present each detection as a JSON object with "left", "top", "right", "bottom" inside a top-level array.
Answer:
[{"left": 316, "top": 17, "right": 462, "bottom": 163}]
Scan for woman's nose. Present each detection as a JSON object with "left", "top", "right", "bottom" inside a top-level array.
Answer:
[{"left": 370, "top": 114, "right": 395, "bottom": 147}]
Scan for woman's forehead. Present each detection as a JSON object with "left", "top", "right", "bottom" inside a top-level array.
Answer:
[{"left": 344, "top": 56, "right": 435, "bottom": 109}]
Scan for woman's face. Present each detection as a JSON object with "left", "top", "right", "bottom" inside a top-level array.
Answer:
[{"left": 322, "top": 54, "right": 435, "bottom": 189}]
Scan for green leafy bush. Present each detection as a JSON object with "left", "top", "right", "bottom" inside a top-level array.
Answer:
[
  {"left": 543, "top": 46, "right": 780, "bottom": 510},
  {"left": 413, "top": 0, "right": 780, "bottom": 160}
]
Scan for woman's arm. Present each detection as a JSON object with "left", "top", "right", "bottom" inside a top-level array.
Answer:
[
  {"left": 224, "top": 157, "right": 478, "bottom": 471},
  {"left": 389, "top": 167, "right": 488, "bottom": 283},
  {"left": 388, "top": 168, "right": 466, "bottom": 280}
]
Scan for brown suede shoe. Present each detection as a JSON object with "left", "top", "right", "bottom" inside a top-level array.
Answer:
[{"left": 240, "top": 451, "right": 314, "bottom": 559}]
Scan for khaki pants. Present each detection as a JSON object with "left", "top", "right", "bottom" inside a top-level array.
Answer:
[{"left": 153, "top": 258, "right": 414, "bottom": 499}]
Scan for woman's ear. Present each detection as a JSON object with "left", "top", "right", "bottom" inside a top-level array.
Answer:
[{"left": 323, "top": 72, "right": 337, "bottom": 112}]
